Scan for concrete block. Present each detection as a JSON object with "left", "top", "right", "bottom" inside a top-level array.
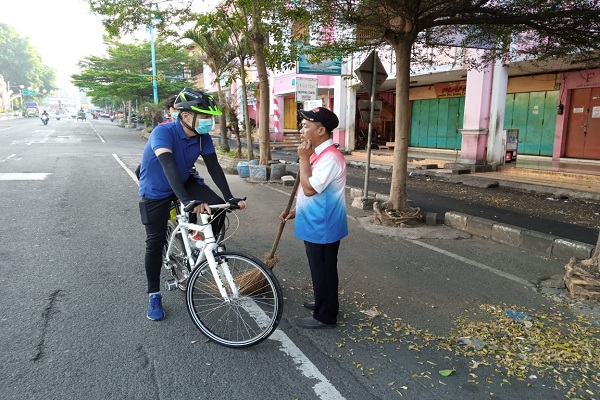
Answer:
[
  {"left": 452, "top": 169, "right": 471, "bottom": 175},
  {"left": 281, "top": 175, "right": 296, "bottom": 186},
  {"left": 425, "top": 212, "right": 438, "bottom": 226},
  {"left": 350, "top": 188, "right": 364, "bottom": 198},
  {"left": 520, "top": 230, "right": 558, "bottom": 256},
  {"left": 351, "top": 197, "right": 376, "bottom": 210},
  {"left": 375, "top": 193, "right": 390, "bottom": 202},
  {"left": 491, "top": 223, "right": 523, "bottom": 247},
  {"left": 465, "top": 216, "right": 493, "bottom": 239},
  {"left": 444, "top": 211, "right": 469, "bottom": 230},
  {"left": 552, "top": 239, "right": 595, "bottom": 261}
]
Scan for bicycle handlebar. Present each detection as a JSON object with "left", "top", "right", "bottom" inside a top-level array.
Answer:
[{"left": 183, "top": 197, "right": 247, "bottom": 213}]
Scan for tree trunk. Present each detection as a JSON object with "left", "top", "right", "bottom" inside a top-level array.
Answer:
[
  {"left": 389, "top": 38, "right": 412, "bottom": 211},
  {"left": 251, "top": 7, "right": 271, "bottom": 165},
  {"left": 239, "top": 56, "right": 254, "bottom": 161},
  {"left": 216, "top": 81, "right": 230, "bottom": 152}
]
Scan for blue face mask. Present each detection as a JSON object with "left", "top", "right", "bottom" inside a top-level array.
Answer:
[
  {"left": 195, "top": 118, "right": 213, "bottom": 134},
  {"left": 171, "top": 111, "right": 179, "bottom": 120}
]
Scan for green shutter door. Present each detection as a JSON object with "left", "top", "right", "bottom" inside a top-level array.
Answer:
[
  {"left": 410, "top": 101, "right": 422, "bottom": 147},
  {"left": 540, "top": 91, "right": 558, "bottom": 156},
  {"left": 503, "top": 91, "right": 557, "bottom": 156},
  {"left": 410, "top": 98, "right": 464, "bottom": 149}
]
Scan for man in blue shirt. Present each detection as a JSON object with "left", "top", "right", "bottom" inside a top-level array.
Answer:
[
  {"left": 138, "top": 88, "right": 247, "bottom": 321},
  {"left": 280, "top": 107, "right": 347, "bottom": 329}
]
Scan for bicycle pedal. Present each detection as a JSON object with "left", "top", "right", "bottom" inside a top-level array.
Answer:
[{"left": 164, "top": 279, "right": 178, "bottom": 291}]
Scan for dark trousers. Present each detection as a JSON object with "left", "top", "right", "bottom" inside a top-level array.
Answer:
[
  {"left": 304, "top": 240, "right": 341, "bottom": 325},
  {"left": 139, "top": 179, "right": 224, "bottom": 293}
]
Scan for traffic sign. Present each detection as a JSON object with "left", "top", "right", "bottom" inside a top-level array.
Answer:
[
  {"left": 22, "top": 89, "right": 36, "bottom": 96},
  {"left": 358, "top": 100, "right": 382, "bottom": 123},
  {"left": 354, "top": 51, "right": 388, "bottom": 94}
]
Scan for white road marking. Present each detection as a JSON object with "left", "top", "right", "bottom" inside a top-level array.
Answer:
[
  {"left": 90, "top": 124, "right": 106, "bottom": 143},
  {"left": 411, "top": 239, "right": 535, "bottom": 288},
  {"left": 0, "top": 127, "right": 11, "bottom": 132},
  {"left": 0, "top": 173, "right": 52, "bottom": 181},
  {"left": 269, "top": 330, "right": 346, "bottom": 399},
  {"left": 113, "top": 154, "right": 139, "bottom": 185},
  {"left": 0, "top": 154, "right": 18, "bottom": 162}
]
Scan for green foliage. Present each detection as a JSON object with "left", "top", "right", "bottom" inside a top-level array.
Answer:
[
  {"left": 71, "top": 37, "right": 198, "bottom": 105},
  {"left": 0, "top": 23, "right": 56, "bottom": 93}
]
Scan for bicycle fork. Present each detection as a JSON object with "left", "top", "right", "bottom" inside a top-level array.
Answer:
[{"left": 197, "top": 213, "right": 240, "bottom": 301}]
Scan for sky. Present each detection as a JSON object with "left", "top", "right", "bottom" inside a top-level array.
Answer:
[{"left": 0, "top": 0, "right": 108, "bottom": 90}]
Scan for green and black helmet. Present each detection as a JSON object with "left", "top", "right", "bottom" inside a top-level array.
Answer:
[{"left": 174, "top": 88, "right": 222, "bottom": 116}]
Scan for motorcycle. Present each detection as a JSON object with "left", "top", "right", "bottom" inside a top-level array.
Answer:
[{"left": 41, "top": 115, "right": 49, "bottom": 125}]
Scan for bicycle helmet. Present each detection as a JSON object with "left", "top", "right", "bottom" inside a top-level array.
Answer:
[{"left": 174, "top": 88, "right": 222, "bottom": 116}]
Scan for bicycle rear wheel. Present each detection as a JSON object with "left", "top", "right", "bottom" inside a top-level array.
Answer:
[
  {"left": 186, "top": 252, "right": 283, "bottom": 348},
  {"left": 164, "top": 220, "right": 190, "bottom": 291}
]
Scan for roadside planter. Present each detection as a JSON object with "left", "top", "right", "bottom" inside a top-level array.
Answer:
[
  {"left": 248, "top": 161, "right": 286, "bottom": 182},
  {"left": 236, "top": 161, "right": 250, "bottom": 178}
]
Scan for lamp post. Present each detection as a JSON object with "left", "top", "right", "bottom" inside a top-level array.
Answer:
[{"left": 147, "top": 14, "right": 161, "bottom": 104}]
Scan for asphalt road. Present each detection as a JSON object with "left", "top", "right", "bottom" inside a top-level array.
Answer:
[{"left": 1, "top": 118, "right": 598, "bottom": 400}]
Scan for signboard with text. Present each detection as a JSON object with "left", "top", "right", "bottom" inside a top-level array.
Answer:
[{"left": 295, "top": 77, "right": 318, "bottom": 102}]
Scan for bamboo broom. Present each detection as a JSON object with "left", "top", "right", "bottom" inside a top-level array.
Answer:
[{"left": 235, "top": 173, "right": 300, "bottom": 294}]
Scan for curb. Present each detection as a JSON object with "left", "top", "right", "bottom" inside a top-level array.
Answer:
[{"left": 445, "top": 211, "right": 596, "bottom": 261}]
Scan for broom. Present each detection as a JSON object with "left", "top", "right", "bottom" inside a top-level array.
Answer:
[{"left": 235, "top": 173, "right": 301, "bottom": 294}]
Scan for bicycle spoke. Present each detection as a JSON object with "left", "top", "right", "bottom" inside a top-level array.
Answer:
[{"left": 186, "top": 252, "right": 283, "bottom": 348}]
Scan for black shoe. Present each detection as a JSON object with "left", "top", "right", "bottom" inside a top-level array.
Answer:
[
  {"left": 296, "top": 317, "right": 336, "bottom": 329},
  {"left": 303, "top": 301, "right": 315, "bottom": 310}
]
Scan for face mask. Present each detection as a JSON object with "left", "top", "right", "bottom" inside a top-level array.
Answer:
[
  {"left": 195, "top": 118, "right": 213, "bottom": 134},
  {"left": 171, "top": 111, "right": 179, "bottom": 120}
]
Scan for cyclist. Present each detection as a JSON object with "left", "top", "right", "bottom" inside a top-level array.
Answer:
[
  {"left": 138, "top": 88, "right": 247, "bottom": 321},
  {"left": 160, "top": 95, "right": 178, "bottom": 124}
]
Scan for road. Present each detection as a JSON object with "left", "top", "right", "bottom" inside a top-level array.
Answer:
[{"left": 1, "top": 117, "right": 597, "bottom": 400}]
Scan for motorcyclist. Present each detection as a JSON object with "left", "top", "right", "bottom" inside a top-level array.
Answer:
[{"left": 41, "top": 110, "right": 49, "bottom": 124}]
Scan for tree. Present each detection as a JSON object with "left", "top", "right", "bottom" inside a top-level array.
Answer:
[
  {"left": 218, "top": 0, "right": 308, "bottom": 164},
  {"left": 214, "top": 7, "right": 256, "bottom": 161},
  {"left": 307, "top": 0, "right": 600, "bottom": 223},
  {"left": 85, "top": 0, "right": 308, "bottom": 164},
  {"left": 0, "top": 23, "right": 56, "bottom": 97},
  {"left": 183, "top": 14, "right": 237, "bottom": 152},
  {"left": 71, "top": 37, "right": 198, "bottom": 113}
]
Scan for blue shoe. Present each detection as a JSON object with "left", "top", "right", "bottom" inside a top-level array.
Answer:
[{"left": 147, "top": 294, "right": 165, "bottom": 321}]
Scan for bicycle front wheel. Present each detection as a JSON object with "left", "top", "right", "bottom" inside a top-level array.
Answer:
[{"left": 186, "top": 252, "right": 283, "bottom": 348}]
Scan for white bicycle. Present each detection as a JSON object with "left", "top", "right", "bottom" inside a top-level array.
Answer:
[{"left": 163, "top": 199, "right": 283, "bottom": 348}]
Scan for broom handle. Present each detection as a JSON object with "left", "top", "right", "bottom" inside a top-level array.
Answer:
[{"left": 267, "top": 173, "right": 300, "bottom": 259}]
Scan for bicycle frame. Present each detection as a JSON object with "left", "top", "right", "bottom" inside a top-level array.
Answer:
[{"left": 164, "top": 202, "right": 240, "bottom": 301}]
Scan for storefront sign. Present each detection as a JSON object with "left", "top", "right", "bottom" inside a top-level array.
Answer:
[
  {"left": 297, "top": 47, "right": 342, "bottom": 75},
  {"left": 434, "top": 81, "right": 467, "bottom": 98}
]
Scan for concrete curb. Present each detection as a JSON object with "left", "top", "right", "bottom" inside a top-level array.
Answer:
[{"left": 445, "top": 211, "right": 595, "bottom": 261}]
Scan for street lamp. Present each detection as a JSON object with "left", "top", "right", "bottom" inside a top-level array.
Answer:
[{"left": 147, "top": 13, "right": 161, "bottom": 104}]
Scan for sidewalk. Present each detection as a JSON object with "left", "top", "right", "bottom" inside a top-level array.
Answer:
[{"left": 343, "top": 149, "right": 599, "bottom": 261}]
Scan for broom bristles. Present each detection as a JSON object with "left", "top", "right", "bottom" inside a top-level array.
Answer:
[{"left": 235, "top": 268, "right": 268, "bottom": 295}]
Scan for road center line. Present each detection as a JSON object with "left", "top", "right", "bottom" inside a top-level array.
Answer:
[
  {"left": 411, "top": 239, "right": 535, "bottom": 288},
  {"left": 91, "top": 124, "right": 106, "bottom": 143}
]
